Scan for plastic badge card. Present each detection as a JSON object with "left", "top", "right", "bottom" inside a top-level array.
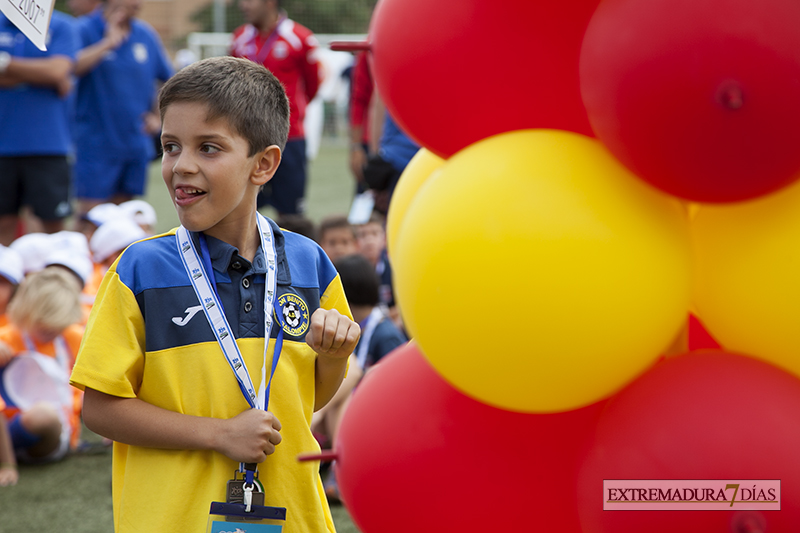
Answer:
[{"left": 207, "top": 502, "right": 286, "bottom": 533}]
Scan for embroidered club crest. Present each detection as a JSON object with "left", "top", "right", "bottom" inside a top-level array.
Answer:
[
  {"left": 277, "top": 293, "right": 309, "bottom": 337},
  {"left": 133, "top": 42, "right": 148, "bottom": 63},
  {"left": 272, "top": 41, "right": 288, "bottom": 60}
]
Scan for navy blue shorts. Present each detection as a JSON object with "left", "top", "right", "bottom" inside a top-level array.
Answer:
[
  {"left": 0, "top": 156, "right": 72, "bottom": 220},
  {"left": 257, "top": 139, "right": 307, "bottom": 215},
  {"left": 74, "top": 154, "right": 149, "bottom": 200}
]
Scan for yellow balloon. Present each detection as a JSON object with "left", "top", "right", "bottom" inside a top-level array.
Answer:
[
  {"left": 692, "top": 178, "right": 800, "bottom": 377},
  {"left": 393, "top": 130, "right": 691, "bottom": 413},
  {"left": 386, "top": 148, "right": 446, "bottom": 259}
]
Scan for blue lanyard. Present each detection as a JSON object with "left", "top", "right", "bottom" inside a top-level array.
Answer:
[{"left": 177, "top": 216, "right": 283, "bottom": 483}]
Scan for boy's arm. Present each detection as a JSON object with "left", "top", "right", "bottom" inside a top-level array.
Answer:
[
  {"left": 0, "top": 55, "right": 73, "bottom": 89},
  {"left": 74, "top": 8, "right": 128, "bottom": 77},
  {"left": 307, "top": 308, "right": 361, "bottom": 411},
  {"left": 301, "top": 38, "right": 322, "bottom": 105},
  {"left": 83, "top": 388, "right": 282, "bottom": 464}
]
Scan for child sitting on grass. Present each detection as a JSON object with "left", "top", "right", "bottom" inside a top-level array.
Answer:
[{"left": 0, "top": 267, "right": 85, "bottom": 462}]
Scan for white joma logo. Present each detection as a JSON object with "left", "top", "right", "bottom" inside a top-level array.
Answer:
[{"left": 172, "top": 305, "right": 203, "bottom": 326}]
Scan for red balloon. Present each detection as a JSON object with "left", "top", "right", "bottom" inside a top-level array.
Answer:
[
  {"left": 688, "top": 313, "right": 722, "bottom": 351},
  {"left": 578, "top": 351, "right": 800, "bottom": 532},
  {"left": 580, "top": 0, "right": 800, "bottom": 202},
  {"left": 335, "top": 342, "right": 604, "bottom": 533},
  {"left": 369, "top": 0, "right": 597, "bottom": 158}
]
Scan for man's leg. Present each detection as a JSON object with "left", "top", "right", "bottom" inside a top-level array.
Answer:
[
  {"left": 265, "top": 139, "right": 308, "bottom": 216},
  {"left": 72, "top": 153, "right": 123, "bottom": 226},
  {"left": 25, "top": 156, "right": 72, "bottom": 236},
  {"left": 0, "top": 157, "right": 22, "bottom": 245},
  {"left": 117, "top": 157, "right": 150, "bottom": 205}
]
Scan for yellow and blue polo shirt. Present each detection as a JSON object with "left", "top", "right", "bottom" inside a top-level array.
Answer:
[{"left": 71, "top": 219, "right": 350, "bottom": 533}]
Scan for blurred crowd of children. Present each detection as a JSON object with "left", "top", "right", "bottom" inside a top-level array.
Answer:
[{"left": 0, "top": 199, "right": 154, "bottom": 485}]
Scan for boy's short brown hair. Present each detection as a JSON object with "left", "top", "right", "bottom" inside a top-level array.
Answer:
[
  {"left": 158, "top": 56, "right": 290, "bottom": 156},
  {"left": 317, "top": 215, "right": 356, "bottom": 243}
]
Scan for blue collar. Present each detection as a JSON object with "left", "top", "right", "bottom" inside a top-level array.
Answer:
[{"left": 189, "top": 218, "right": 291, "bottom": 285}]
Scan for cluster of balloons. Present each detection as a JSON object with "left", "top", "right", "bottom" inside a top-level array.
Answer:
[{"left": 329, "top": 0, "right": 800, "bottom": 531}]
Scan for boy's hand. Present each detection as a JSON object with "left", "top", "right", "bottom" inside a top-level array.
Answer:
[
  {"left": 0, "top": 465, "right": 18, "bottom": 486},
  {"left": 104, "top": 6, "right": 130, "bottom": 49},
  {"left": 306, "top": 308, "right": 360, "bottom": 360},
  {"left": 217, "top": 409, "right": 282, "bottom": 464}
]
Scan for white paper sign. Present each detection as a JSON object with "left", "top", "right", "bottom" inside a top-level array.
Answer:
[
  {"left": 348, "top": 191, "right": 375, "bottom": 225},
  {"left": 0, "top": 0, "right": 55, "bottom": 51}
]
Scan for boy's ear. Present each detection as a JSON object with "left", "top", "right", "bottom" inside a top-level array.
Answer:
[{"left": 251, "top": 145, "right": 282, "bottom": 186}]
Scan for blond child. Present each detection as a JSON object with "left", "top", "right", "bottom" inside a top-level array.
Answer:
[{"left": 0, "top": 267, "right": 84, "bottom": 461}]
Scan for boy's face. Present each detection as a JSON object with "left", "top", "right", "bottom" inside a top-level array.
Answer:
[
  {"left": 239, "top": 0, "right": 272, "bottom": 26},
  {"left": 320, "top": 227, "right": 358, "bottom": 263},
  {"left": 161, "top": 101, "right": 277, "bottom": 239},
  {"left": 29, "top": 324, "right": 61, "bottom": 345},
  {"left": 106, "top": 0, "right": 141, "bottom": 22},
  {"left": 67, "top": 0, "right": 98, "bottom": 16},
  {"left": 356, "top": 222, "right": 385, "bottom": 266}
]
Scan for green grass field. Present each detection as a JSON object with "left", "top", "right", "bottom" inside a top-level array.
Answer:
[{"left": 0, "top": 136, "right": 362, "bottom": 532}]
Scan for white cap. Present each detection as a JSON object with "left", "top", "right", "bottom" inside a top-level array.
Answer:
[
  {"left": 119, "top": 200, "right": 157, "bottom": 229},
  {"left": 90, "top": 218, "right": 148, "bottom": 263},
  {"left": 9, "top": 233, "right": 52, "bottom": 274},
  {"left": 44, "top": 249, "right": 94, "bottom": 287},
  {"left": 0, "top": 244, "right": 24, "bottom": 285},
  {"left": 49, "top": 230, "right": 91, "bottom": 258},
  {"left": 85, "top": 203, "right": 125, "bottom": 227}
]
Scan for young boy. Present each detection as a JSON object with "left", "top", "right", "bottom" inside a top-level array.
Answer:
[
  {"left": 355, "top": 213, "right": 397, "bottom": 317},
  {"left": 317, "top": 215, "right": 358, "bottom": 263},
  {"left": 69, "top": 57, "right": 360, "bottom": 533}
]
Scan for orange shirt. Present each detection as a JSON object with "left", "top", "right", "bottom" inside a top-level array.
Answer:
[
  {"left": 80, "top": 262, "right": 106, "bottom": 324},
  {"left": 85, "top": 262, "right": 105, "bottom": 299},
  {"left": 0, "top": 323, "right": 85, "bottom": 448}
]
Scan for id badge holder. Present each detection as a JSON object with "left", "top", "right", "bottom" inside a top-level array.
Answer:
[{"left": 206, "top": 502, "right": 286, "bottom": 533}]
